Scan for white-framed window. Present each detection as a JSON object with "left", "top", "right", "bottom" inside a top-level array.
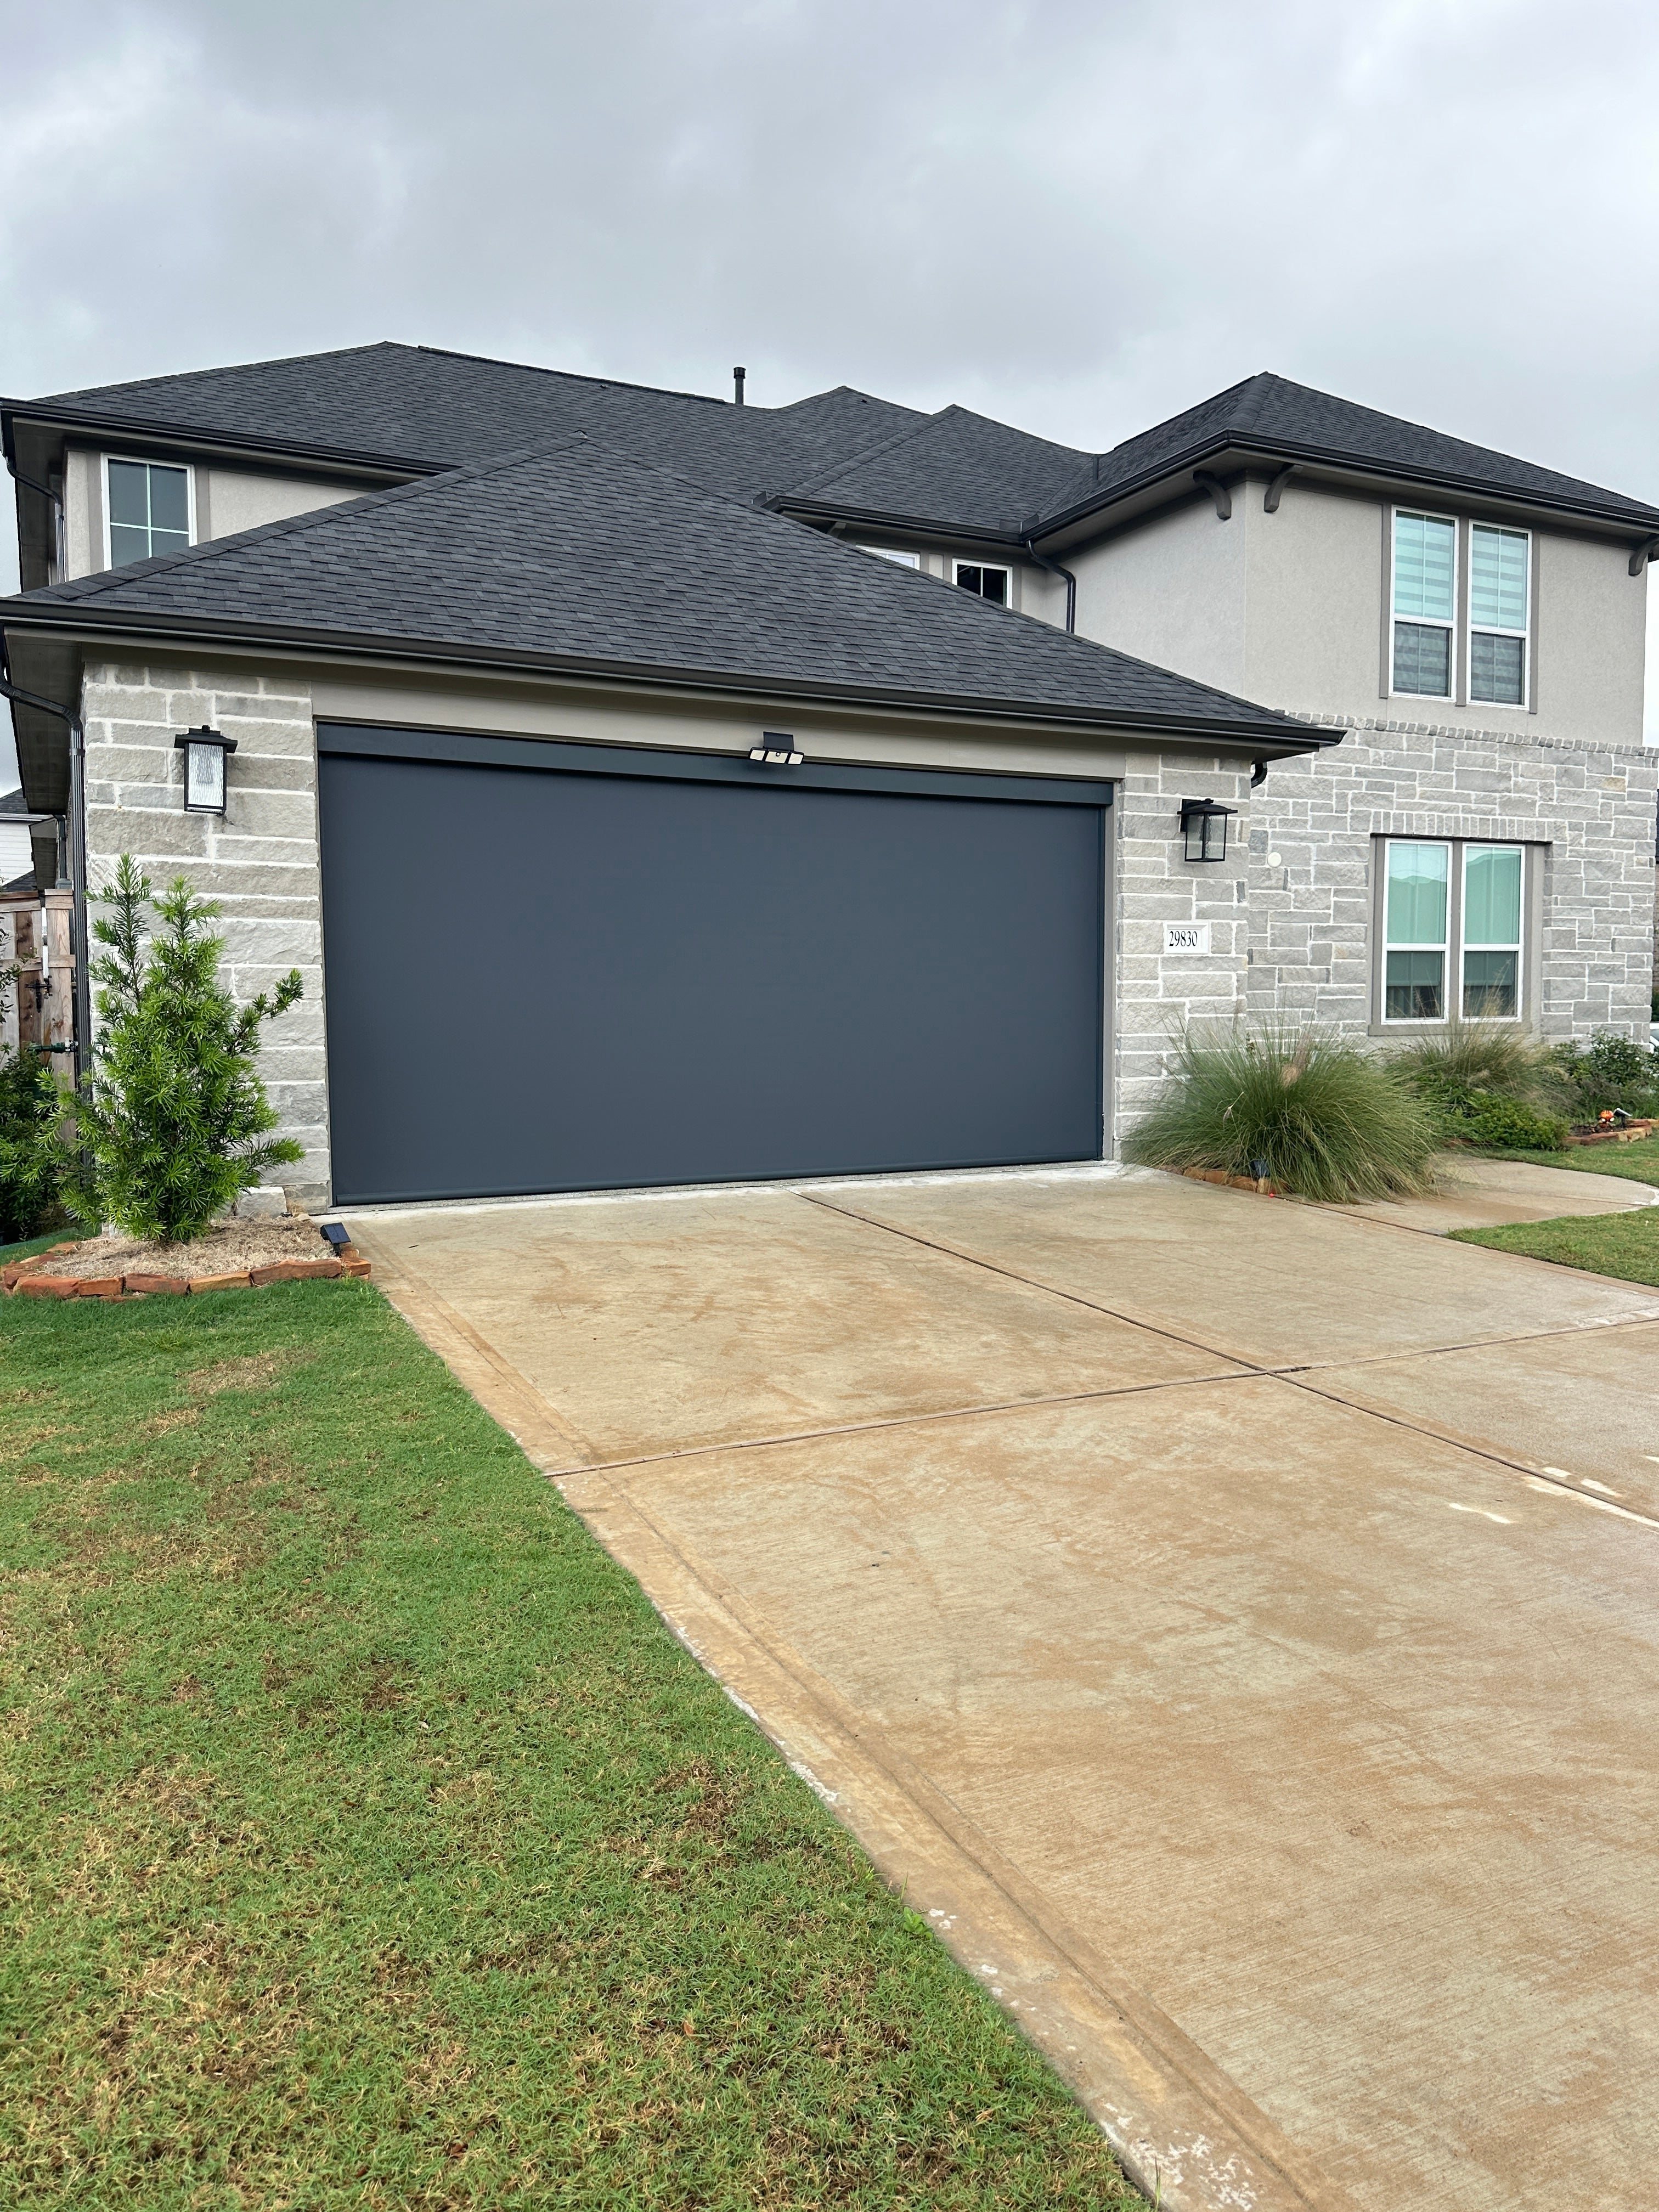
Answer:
[
  {"left": 104, "top": 455, "right": 194, "bottom": 568},
  {"left": 1468, "top": 523, "right": 1530, "bottom": 707},
  {"left": 1379, "top": 837, "right": 1527, "bottom": 1023},
  {"left": 1390, "top": 510, "right": 1457, "bottom": 698},
  {"left": 855, "top": 544, "right": 921, "bottom": 568},
  {"left": 954, "top": 561, "right": 1009, "bottom": 606}
]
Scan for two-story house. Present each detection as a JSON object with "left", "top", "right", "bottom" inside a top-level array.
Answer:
[{"left": 2, "top": 346, "right": 1654, "bottom": 1209}]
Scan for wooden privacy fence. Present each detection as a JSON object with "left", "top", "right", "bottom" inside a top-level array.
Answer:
[{"left": 1, "top": 888, "right": 75, "bottom": 1069}]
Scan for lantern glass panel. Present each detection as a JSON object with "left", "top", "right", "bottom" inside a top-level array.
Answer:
[{"left": 185, "top": 741, "right": 225, "bottom": 812}]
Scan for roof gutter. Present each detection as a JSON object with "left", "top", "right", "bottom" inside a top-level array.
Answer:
[
  {"left": 0, "top": 600, "right": 1326, "bottom": 755},
  {"left": 2, "top": 400, "right": 441, "bottom": 487},
  {"left": 1028, "top": 433, "right": 1659, "bottom": 550}
]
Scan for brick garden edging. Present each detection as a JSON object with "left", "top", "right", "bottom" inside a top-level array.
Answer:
[
  {"left": 1180, "top": 1166, "right": 1278, "bottom": 1195},
  {"left": 2, "top": 1239, "right": 372, "bottom": 1299}
]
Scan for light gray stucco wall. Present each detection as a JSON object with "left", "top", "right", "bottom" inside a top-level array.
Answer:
[
  {"left": 1246, "top": 716, "right": 1658, "bottom": 1044},
  {"left": 198, "top": 467, "right": 363, "bottom": 544},
  {"left": 1069, "top": 497, "right": 1248, "bottom": 698},
  {"left": 80, "top": 656, "right": 329, "bottom": 1203}
]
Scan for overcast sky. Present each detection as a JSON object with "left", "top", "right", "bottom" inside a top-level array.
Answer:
[{"left": 4, "top": 0, "right": 1659, "bottom": 782}]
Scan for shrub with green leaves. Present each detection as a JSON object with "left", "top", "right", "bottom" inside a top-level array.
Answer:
[
  {"left": 1548, "top": 1031, "right": 1659, "bottom": 1122},
  {"left": 1460, "top": 1093, "right": 1568, "bottom": 1151},
  {"left": 0, "top": 953, "right": 63, "bottom": 1244},
  {"left": 57, "top": 855, "right": 303, "bottom": 1243},
  {"left": 1124, "top": 1024, "right": 1440, "bottom": 1202}
]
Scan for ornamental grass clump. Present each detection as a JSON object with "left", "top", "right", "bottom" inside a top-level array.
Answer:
[
  {"left": 55, "top": 855, "right": 303, "bottom": 1243},
  {"left": 1125, "top": 1024, "right": 1440, "bottom": 1202},
  {"left": 1386, "top": 1022, "right": 1571, "bottom": 1150}
]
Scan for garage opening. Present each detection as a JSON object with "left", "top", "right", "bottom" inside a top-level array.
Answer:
[{"left": 317, "top": 725, "right": 1110, "bottom": 1204}]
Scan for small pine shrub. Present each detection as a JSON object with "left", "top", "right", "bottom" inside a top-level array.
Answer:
[
  {"left": 1124, "top": 1025, "right": 1440, "bottom": 1202},
  {"left": 56, "top": 855, "right": 303, "bottom": 1243}
]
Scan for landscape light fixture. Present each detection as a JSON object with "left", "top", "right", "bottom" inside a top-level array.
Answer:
[
  {"left": 748, "top": 732, "right": 804, "bottom": 766},
  {"left": 174, "top": 726, "right": 237, "bottom": 815},
  {"left": 1179, "top": 797, "right": 1236, "bottom": 863}
]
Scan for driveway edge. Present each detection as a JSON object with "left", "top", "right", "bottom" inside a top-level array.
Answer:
[{"left": 356, "top": 1222, "right": 1361, "bottom": 2212}]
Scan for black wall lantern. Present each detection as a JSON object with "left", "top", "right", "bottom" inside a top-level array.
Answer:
[
  {"left": 174, "top": 726, "right": 237, "bottom": 815},
  {"left": 1179, "top": 797, "right": 1236, "bottom": 864}
]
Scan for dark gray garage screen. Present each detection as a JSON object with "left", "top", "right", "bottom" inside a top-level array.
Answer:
[{"left": 317, "top": 726, "right": 1109, "bottom": 1204}]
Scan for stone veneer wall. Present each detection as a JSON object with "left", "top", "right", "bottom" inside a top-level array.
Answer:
[
  {"left": 1113, "top": 748, "right": 1255, "bottom": 1139},
  {"left": 80, "top": 656, "right": 329, "bottom": 1205},
  {"left": 1245, "top": 713, "right": 1659, "bottom": 1042}
]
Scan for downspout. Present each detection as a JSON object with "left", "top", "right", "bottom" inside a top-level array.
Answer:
[
  {"left": 1023, "top": 537, "right": 1076, "bottom": 633},
  {"left": 6, "top": 455, "right": 67, "bottom": 584},
  {"left": 0, "top": 667, "right": 90, "bottom": 1089},
  {"left": 1250, "top": 759, "right": 1269, "bottom": 787}
]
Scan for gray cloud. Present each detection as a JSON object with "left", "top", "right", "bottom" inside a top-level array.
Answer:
[{"left": 5, "top": 0, "right": 1658, "bottom": 778}]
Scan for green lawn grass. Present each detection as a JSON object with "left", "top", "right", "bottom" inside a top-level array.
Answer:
[
  {"left": 0, "top": 1281, "right": 1140, "bottom": 2209},
  {"left": 1452, "top": 1204, "right": 1659, "bottom": 1288},
  {"left": 1463, "top": 1132, "right": 1659, "bottom": 1184}
]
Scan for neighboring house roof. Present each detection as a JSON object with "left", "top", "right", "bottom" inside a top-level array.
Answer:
[
  {"left": 0, "top": 787, "right": 30, "bottom": 814},
  {"left": 2, "top": 435, "right": 1311, "bottom": 743}
]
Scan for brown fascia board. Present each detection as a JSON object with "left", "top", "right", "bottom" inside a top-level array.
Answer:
[
  {"left": 1, "top": 400, "right": 437, "bottom": 486},
  {"left": 0, "top": 601, "right": 1327, "bottom": 757},
  {"left": 1030, "top": 433, "right": 1659, "bottom": 553}
]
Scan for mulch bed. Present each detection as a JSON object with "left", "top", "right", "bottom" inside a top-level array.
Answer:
[{"left": 3, "top": 1215, "right": 370, "bottom": 1300}]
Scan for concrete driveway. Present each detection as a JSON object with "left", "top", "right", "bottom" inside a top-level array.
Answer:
[{"left": 349, "top": 1167, "right": 1659, "bottom": 2212}]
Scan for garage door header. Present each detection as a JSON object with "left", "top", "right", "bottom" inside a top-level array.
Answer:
[{"left": 315, "top": 721, "right": 1115, "bottom": 808}]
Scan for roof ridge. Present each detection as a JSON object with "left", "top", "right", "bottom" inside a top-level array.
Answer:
[
  {"left": 33, "top": 339, "right": 405, "bottom": 407},
  {"left": 777, "top": 407, "right": 952, "bottom": 501},
  {"left": 410, "top": 343, "right": 737, "bottom": 410},
  {"left": 1228, "top": 371, "right": 1278, "bottom": 436}
]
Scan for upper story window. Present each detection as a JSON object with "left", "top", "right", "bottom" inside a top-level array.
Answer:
[
  {"left": 955, "top": 562, "right": 1009, "bottom": 606},
  {"left": 1391, "top": 511, "right": 1455, "bottom": 697},
  {"left": 106, "top": 457, "right": 193, "bottom": 568},
  {"left": 856, "top": 544, "right": 921, "bottom": 568},
  {"left": 1468, "top": 524, "right": 1530, "bottom": 706}
]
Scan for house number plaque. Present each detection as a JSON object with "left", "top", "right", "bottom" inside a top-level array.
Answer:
[{"left": 1163, "top": 922, "right": 1212, "bottom": 954}]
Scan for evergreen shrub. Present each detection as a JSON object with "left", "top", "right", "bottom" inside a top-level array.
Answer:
[{"left": 57, "top": 856, "right": 303, "bottom": 1243}]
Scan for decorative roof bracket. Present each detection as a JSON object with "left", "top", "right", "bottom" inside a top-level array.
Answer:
[
  {"left": 1263, "top": 463, "right": 1297, "bottom": 514},
  {"left": 1193, "top": 471, "right": 1232, "bottom": 521}
]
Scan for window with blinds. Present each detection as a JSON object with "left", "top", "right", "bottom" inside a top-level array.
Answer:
[
  {"left": 1469, "top": 524, "right": 1530, "bottom": 706},
  {"left": 1391, "top": 512, "right": 1455, "bottom": 697}
]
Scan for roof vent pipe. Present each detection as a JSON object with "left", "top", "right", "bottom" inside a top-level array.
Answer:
[{"left": 733, "top": 366, "right": 746, "bottom": 407}]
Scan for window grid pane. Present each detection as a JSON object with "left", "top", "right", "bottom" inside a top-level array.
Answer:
[
  {"left": 106, "top": 459, "right": 190, "bottom": 567},
  {"left": 1464, "top": 847, "right": 1522, "bottom": 946},
  {"left": 1393, "top": 513, "right": 1455, "bottom": 621},
  {"left": 1463, "top": 951, "right": 1518, "bottom": 1018},
  {"left": 1386, "top": 842, "right": 1449, "bottom": 946},
  {"left": 1386, "top": 951, "right": 1444, "bottom": 1021},
  {"left": 1469, "top": 630, "right": 1524, "bottom": 705},
  {"left": 1392, "top": 621, "right": 1451, "bottom": 696},
  {"left": 1470, "top": 526, "right": 1528, "bottom": 632}
]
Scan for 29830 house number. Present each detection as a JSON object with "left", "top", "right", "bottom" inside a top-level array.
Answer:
[{"left": 1163, "top": 922, "right": 1212, "bottom": 954}]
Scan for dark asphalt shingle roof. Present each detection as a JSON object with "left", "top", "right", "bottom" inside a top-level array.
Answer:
[
  {"left": 22, "top": 345, "right": 1658, "bottom": 537},
  {"left": 778, "top": 405, "right": 1091, "bottom": 535},
  {"left": 1036, "top": 371, "right": 1659, "bottom": 531},
  {"left": 28, "top": 341, "right": 927, "bottom": 488},
  {"left": 7, "top": 435, "right": 1304, "bottom": 738}
]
